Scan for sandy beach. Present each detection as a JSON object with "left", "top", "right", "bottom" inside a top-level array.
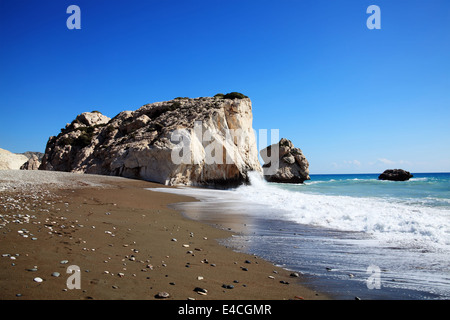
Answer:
[{"left": 0, "top": 171, "right": 327, "bottom": 300}]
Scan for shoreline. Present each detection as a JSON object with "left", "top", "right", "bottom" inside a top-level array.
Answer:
[
  {"left": 0, "top": 171, "right": 328, "bottom": 300},
  {"left": 149, "top": 176, "right": 450, "bottom": 300}
]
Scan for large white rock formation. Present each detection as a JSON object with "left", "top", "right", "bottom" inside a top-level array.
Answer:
[{"left": 40, "top": 97, "right": 262, "bottom": 187}]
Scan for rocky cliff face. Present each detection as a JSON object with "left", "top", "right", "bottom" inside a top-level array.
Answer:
[
  {"left": 20, "top": 155, "right": 42, "bottom": 170},
  {"left": 40, "top": 97, "right": 262, "bottom": 187},
  {"left": 260, "top": 138, "right": 310, "bottom": 183},
  {"left": 0, "top": 148, "right": 28, "bottom": 170},
  {"left": 0, "top": 149, "right": 43, "bottom": 170}
]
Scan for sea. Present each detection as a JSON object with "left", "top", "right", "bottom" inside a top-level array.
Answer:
[{"left": 148, "top": 172, "right": 450, "bottom": 300}]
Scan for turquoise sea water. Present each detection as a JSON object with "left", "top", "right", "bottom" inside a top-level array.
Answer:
[
  {"left": 150, "top": 172, "right": 450, "bottom": 299},
  {"left": 303, "top": 173, "right": 450, "bottom": 208}
]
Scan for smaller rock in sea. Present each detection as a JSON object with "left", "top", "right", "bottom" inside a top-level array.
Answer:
[{"left": 378, "top": 169, "right": 413, "bottom": 181}]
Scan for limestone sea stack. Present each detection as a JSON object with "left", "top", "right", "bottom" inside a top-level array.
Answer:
[
  {"left": 260, "top": 138, "right": 310, "bottom": 183},
  {"left": 39, "top": 96, "right": 262, "bottom": 187},
  {"left": 378, "top": 169, "right": 413, "bottom": 181}
]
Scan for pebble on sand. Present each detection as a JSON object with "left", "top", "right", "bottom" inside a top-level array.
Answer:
[
  {"left": 193, "top": 287, "right": 208, "bottom": 295},
  {"left": 155, "top": 291, "right": 170, "bottom": 299}
]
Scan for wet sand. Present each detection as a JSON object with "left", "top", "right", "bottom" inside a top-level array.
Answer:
[{"left": 0, "top": 171, "right": 328, "bottom": 300}]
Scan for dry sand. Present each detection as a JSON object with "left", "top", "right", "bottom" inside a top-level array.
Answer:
[{"left": 0, "top": 171, "right": 328, "bottom": 300}]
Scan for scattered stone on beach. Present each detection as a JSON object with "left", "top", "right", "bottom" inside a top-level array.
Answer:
[
  {"left": 290, "top": 272, "right": 300, "bottom": 278},
  {"left": 193, "top": 287, "right": 208, "bottom": 295},
  {"left": 155, "top": 291, "right": 170, "bottom": 299},
  {"left": 0, "top": 170, "right": 327, "bottom": 300},
  {"left": 280, "top": 280, "right": 289, "bottom": 285}
]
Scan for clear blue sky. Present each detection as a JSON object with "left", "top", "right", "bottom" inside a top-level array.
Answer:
[{"left": 1, "top": 0, "right": 449, "bottom": 173}]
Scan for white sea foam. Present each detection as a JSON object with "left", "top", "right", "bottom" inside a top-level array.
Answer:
[
  {"left": 235, "top": 172, "right": 450, "bottom": 249},
  {"left": 150, "top": 172, "right": 450, "bottom": 251},
  {"left": 149, "top": 172, "right": 450, "bottom": 298}
]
